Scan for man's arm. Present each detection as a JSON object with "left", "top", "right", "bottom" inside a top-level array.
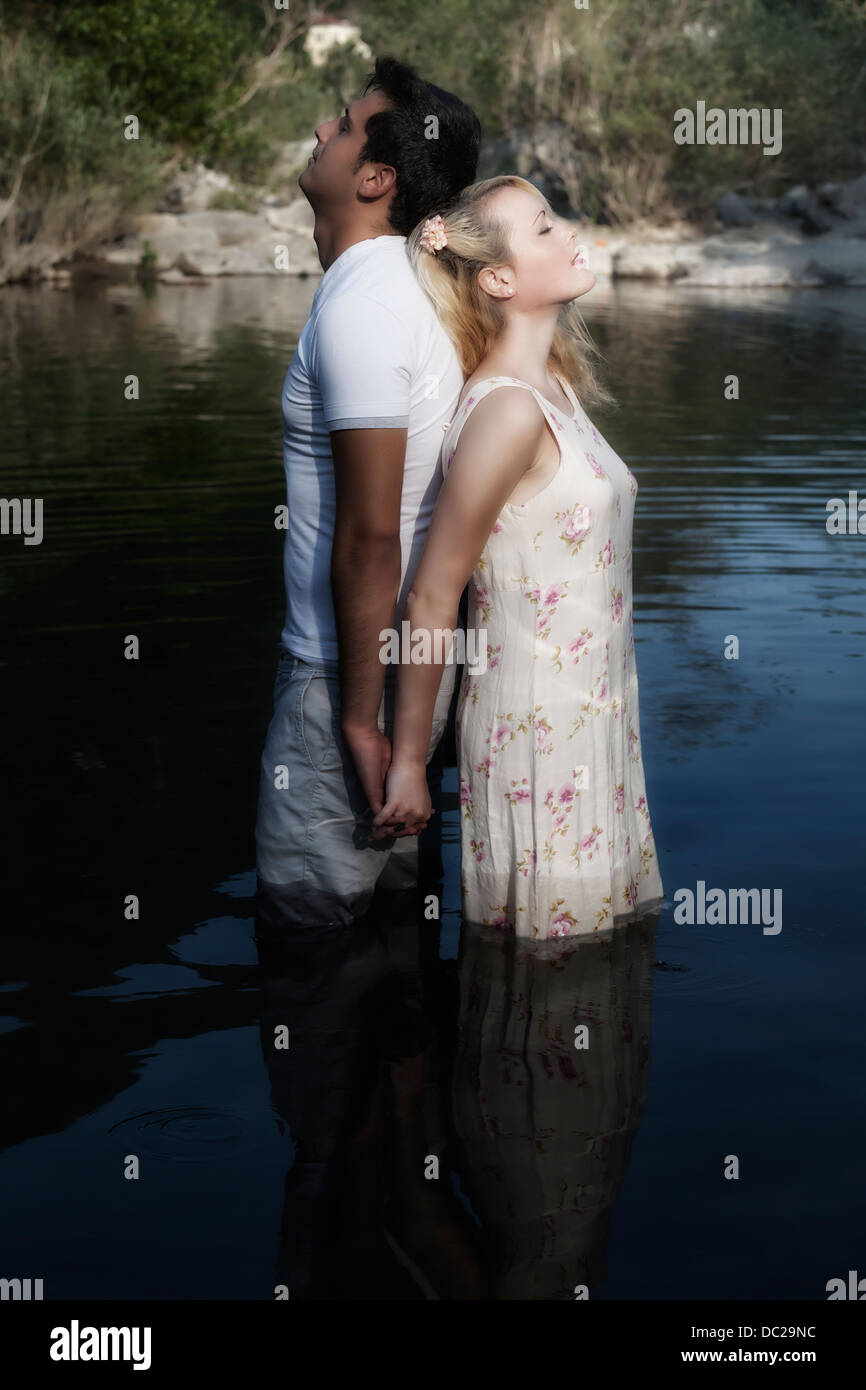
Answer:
[
  {"left": 312, "top": 286, "right": 412, "bottom": 813},
  {"left": 331, "top": 425, "right": 407, "bottom": 814}
]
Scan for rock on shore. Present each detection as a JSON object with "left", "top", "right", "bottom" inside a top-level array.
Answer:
[{"left": 70, "top": 156, "right": 866, "bottom": 289}]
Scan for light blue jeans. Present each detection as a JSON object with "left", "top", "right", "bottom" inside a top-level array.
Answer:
[{"left": 255, "top": 650, "right": 455, "bottom": 930}]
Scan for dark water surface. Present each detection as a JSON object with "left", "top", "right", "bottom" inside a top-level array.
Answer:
[{"left": 1, "top": 275, "right": 864, "bottom": 1299}]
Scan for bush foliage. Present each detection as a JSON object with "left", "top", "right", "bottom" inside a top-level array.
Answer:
[{"left": 0, "top": 0, "right": 864, "bottom": 276}]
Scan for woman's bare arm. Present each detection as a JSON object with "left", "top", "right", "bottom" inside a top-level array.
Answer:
[{"left": 371, "top": 387, "right": 545, "bottom": 837}]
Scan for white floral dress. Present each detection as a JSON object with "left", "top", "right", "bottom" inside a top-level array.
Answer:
[{"left": 441, "top": 374, "right": 664, "bottom": 941}]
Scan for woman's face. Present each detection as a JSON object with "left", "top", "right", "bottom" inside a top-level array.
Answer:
[{"left": 482, "top": 184, "right": 595, "bottom": 307}]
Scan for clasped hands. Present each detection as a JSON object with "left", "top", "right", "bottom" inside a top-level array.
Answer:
[{"left": 342, "top": 725, "right": 433, "bottom": 841}]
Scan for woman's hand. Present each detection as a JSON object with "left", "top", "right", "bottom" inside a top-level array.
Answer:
[{"left": 370, "top": 761, "right": 433, "bottom": 840}]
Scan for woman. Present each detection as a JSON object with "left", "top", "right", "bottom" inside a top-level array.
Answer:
[{"left": 372, "top": 176, "right": 664, "bottom": 942}]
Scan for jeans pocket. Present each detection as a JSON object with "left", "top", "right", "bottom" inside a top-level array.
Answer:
[{"left": 298, "top": 673, "right": 343, "bottom": 773}]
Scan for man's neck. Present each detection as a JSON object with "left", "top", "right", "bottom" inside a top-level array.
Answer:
[{"left": 313, "top": 216, "right": 402, "bottom": 272}]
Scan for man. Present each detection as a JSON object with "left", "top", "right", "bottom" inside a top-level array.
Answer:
[{"left": 255, "top": 56, "right": 482, "bottom": 931}]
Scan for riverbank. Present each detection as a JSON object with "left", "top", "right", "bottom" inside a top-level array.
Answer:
[{"left": 13, "top": 154, "right": 866, "bottom": 290}]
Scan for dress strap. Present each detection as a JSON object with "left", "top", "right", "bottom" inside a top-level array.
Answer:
[{"left": 442, "top": 375, "right": 562, "bottom": 475}]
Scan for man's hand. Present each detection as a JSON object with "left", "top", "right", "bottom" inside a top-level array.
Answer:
[
  {"left": 342, "top": 724, "right": 392, "bottom": 817},
  {"left": 371, "top": 760, "right": 433, "bottom": 841}
]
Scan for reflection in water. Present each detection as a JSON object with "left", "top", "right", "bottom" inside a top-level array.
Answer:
[
  {"left": 256, "top": 885, "right": 485, "bottom": 1299},
  {"left": 256, "top": 875, "right": 659, "bottom": 1298},
  {"left": 453, "top": 914, "right": 659, "bottom": 1299}
]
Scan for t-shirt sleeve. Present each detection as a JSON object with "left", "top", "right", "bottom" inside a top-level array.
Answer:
[{"left": 312, "top": 292, "right": 412, "bottom": 430}]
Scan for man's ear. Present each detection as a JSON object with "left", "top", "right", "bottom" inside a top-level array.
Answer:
[{"left": 358, "top": 164, "right": 397, "bottom": 201}]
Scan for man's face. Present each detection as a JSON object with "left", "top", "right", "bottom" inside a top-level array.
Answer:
[{"left": 298, "top": 89, "right": 393, "bottom": 214}]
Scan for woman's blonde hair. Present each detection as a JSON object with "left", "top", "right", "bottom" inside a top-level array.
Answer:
[{"left": 407, "top": 175, "right": 614, "bottom": 411}]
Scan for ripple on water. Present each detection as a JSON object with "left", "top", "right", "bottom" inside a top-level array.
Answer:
[
  {"left": 108, "top": 1106, "right": 280, "bottom": 1161},
  {"left": 652, "top": 927, "right": 771, "bottom": 1004}
]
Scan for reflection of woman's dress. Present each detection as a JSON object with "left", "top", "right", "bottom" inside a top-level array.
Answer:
[
  {"left": 451, "top": 915, "right": 658, "bottom": 1299},
  {"left": 441, "top": 375, "right": 664, "bottom": 940}
]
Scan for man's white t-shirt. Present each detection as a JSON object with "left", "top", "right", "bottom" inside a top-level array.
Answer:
[{"left": 279, "top": 233, "right": 463, "bottom": 665}]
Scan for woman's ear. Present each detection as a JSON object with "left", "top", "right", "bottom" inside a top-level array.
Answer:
[{"left": 478, "top": 266, "right": 515, "bottom": 300}]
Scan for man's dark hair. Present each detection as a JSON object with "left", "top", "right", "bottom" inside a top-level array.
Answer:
[{"left": 356, "top": 55, "right": 482, "bottom": 236}]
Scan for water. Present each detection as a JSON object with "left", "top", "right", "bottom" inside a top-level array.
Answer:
[{"left": 1, "top": 275, "right": 864, "bottom": 1299}]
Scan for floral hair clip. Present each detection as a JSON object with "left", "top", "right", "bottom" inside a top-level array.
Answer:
[{"left": 419, "top": 214, "right": 448, "bottom": 254}]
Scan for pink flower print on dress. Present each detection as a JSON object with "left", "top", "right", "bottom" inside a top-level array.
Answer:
[
  {"left": 517, "top": 576, "right": 568, "bottom": 642},
  {"left": 566, "top": 629, "right": 593, "bottom": 664},
  {"left": 492, "top": 521, "right": 503, "bottom": 534},
  {"left": 537, "top": 583, "right": 567, "bottom": 640},
  {"left": 586, "top": 451, "right": 605, "bottom": 479},
  {"left": 504, "top": 777, "right": 531, "bottom": 805},
  {"left": 460, "top": 777, "right": 473, "bottom": 818},
  {"left": 544, "top": 785, "right": 576, "bottom": 836},
  {"left": 480, "top": 711, "right": 525, "bottom": 771},
  {"left": 555, "top": 502, "right": 593, "bottom": 557},
  {"left": 599, "top": 538, "right": 614, "bottom": 569},
  {"left": 487, "top": 643, "right": 502, "bottom": 670},
  {"left": 474, "top": 582, "right": 491, "bottom": 624},
  {"left": 588, "top": 639, "right": 610, "bottom": 709},
  {"left": 469, "top": 838, "right": 485, "bottom": 862},
  {"left": 516, "top": 848, "right": 536, "bottom": 877},
  {"left": 639, "top": 837, "right": 656, "bottom": 876},
  {"left": 622, "top": 872, "right": 644, "bottom": 917},
  {"left": 613, "top": 783, "right": 625, "bottom": 815},
  {"left": 549, "top": 910, "right": 578, "bottom": 938},
  {"left": 535, "top": 712, "right": 554, "bottom": 755},
  {"left": 490, "top": 720, "right": 512, "bottom": 753},
  {"left": 610, "top": 588, "right": 624, "bottom": 624},
  {"left": 590, "top": 423, "right": 601, "bottom": 444},
  {"left": 580, "top": 826, "right": 603, "bottom": 859},
  {"left": 628, "top": 721, "right": 640, "bottom": 761}
]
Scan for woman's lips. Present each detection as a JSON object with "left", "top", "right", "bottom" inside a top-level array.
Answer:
[{"left": 571, "top": 244, "right": 589, "bottom": 268}]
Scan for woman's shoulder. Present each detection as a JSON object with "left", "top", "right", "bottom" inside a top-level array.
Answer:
[
  {"left": 442, "top": 378, "right": 545, "bottom": 476},
  {"left": 452, "top": 376, "right": 544, "bottom": 428},
  {"left": 450, "top": 374, "right": 537, "bottom": 425}
]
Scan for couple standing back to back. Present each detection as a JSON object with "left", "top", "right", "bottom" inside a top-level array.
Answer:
[{"left": 255, "top": 55, "right": 664, "bottom": 946}]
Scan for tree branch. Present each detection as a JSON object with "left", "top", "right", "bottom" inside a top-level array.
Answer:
[
  {"left": 0, "top": 78, "right": 52, "bottom": 230},
  {"left": 208, "top": 12, "right": 303, "bottom": 125}
]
